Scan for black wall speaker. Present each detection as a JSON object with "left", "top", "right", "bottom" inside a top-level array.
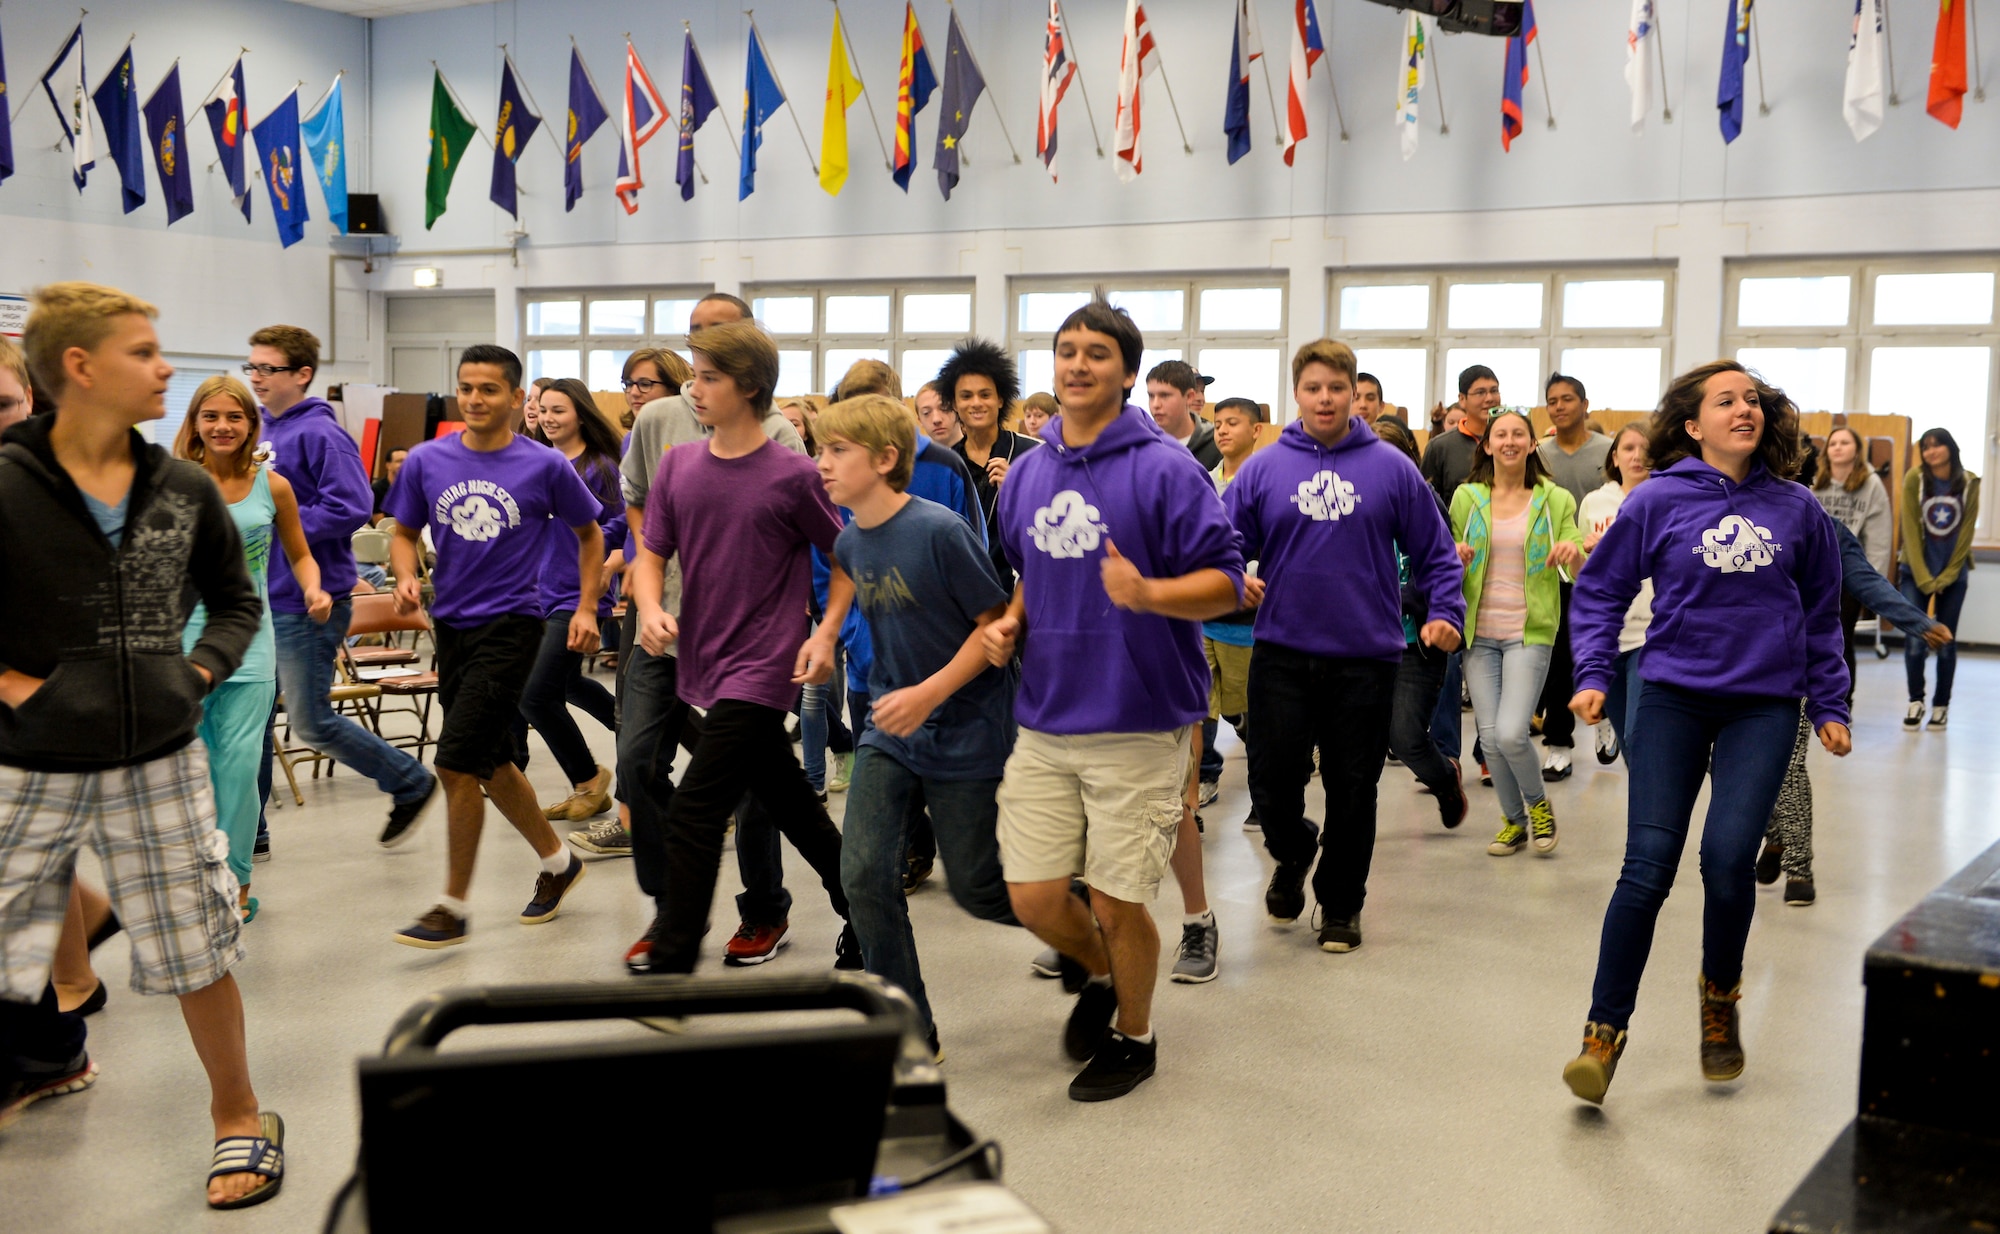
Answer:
[{"left": 348, "top": 193, "right": 386, "bottom": 234}]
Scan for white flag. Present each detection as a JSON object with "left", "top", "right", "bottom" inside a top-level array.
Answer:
[
  {"left": 1625, "top": 0, "right": 1656, "bottom": 134},
  {"left": 1396, "top": 11, "right": 1426, "bottom": 162},
  {"left": 1113, "top": 0, "right": 1158, "bottom": 182},
  {"left": 1843, "top": 0, "right": 1886, "bottom": 142}
]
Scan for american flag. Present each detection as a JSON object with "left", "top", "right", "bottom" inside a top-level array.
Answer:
[
  {"left": 1037, "top": 0, "right": 1076, "bottom": 179},
  {"left": 1114, "top": 0, "right": 1158, "bottom": 181}
]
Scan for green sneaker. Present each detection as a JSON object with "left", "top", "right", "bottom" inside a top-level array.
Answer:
[
  {"left": 1528, "top": 798, "right": 1558, "bottom": 855},
  {"left": 1487, "top": 822, "right": 1527, "bottom": 856}
]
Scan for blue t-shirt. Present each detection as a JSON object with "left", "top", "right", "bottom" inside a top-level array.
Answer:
[
  {"left": 1922, "top": 473, "right": 1965, "bottom": 578},
  {"left": 833, "top": 496, "right": 1014, "bottom": 780},
  {"left": 83, "top": 490, "right": 129, "bottom": 547}
]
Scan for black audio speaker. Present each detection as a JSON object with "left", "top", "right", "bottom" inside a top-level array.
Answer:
[
  {"left": 348, "top": 193, "right": 386, "bottom": 234},
  {"left": 1358, "top": 0, "right": 1524, "bottom": 37}
]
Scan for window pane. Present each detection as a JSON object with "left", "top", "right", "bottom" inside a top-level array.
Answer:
[
  {"left": 1352, "top": 348, "right": 1428, "bottom": 416},
  {"left": 1340, "top": 284, "right": 1429, "bottom": 331},
  {"left": 825, "top": 348, "right": 891, "bottom": 392},
  {"left": 903, "top": 293, "right": 972, "bottom": 334},
  {"left": 1139, "top": 349, "right": 1184, "bottom": 386},
  {"left": 1736, "top": 276, "right": 1851, "bottom": 327},
  {"left": 1443, "top": 347, "right": 1541, "bottom": 409},
  {"left": 527, "top": 349, "right": 580, "bottom": 381},
  {"left": 1873, "top": 273, "right": 1995, "bottom": 326},
  {"left": 825, "top": 294, "right": 891, "bottom": 335},
  {"left": 588, "top": 349, "right": 634, "bottom": 391},
  {"left": 1020, "top": 350, "right": 1056, "bottom": 401},
  {"left": 754, "top": 296, "right": 815, "bottom": 334},
  {"left": 1557, "top": 348, "right": 1663, "bottom": 412},
  {"left": 1018, "top": 291, "right": 1091, "bottom": 333},
  {"left": 1869, "top": 348, "right": 1991, "bottom": 468},
  {"left": 1108, "top": 289, "right": 1185, "bottom": 332},
  {"left": 654, "top": 298, "right": 703, "bottom": 334},
  {"left": 775, "top": 350, "right": 814, "bottom": 396},
  {"left": 899, "top": 349, "right": 953, "bottom": 389},
  {"left": 588, "top": 299, "right": 646, "bottom": 335},
  {"left": 1199, "top": 287, "right": 1283, "bottom": 331},
  {"left": 1447, "top": 283, "right": 1544, "bottom": 330},
  {"left": 1736, "top": 347, "right": 1848, "bottom": 412},
  {"left": 1196, "top": 349, "right": 1281, "bottom": 418},
  {"left": 1562, "top": 280, "right": 1666, "bottom": 329},
  {"left": 526, "top": 300, "right": 580, "bottom": 336}
]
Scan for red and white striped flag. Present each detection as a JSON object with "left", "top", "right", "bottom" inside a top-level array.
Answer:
[
  {"left": 1285, "top": 0, "right": 1326, "bottom": 166},
  {"left": 1114, "top": 0, "right": 1158, "bottom": 181},
  {"left": 1038, "top": 0, "right": 1076, "bottom": 180}
]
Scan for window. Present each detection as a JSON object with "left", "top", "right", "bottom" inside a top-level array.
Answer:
[
  {"left": 1010, "top": 278, "right": 1288, "bottom": 416},
  {"left": 1332, "top": 268, "right": 1675, "bottom": 419},
  {"left": 746, "top": 284, "right": 974, "bottom": 396},
  {"left": 521, "top": 288, "right": 711, "bottom": 390}
]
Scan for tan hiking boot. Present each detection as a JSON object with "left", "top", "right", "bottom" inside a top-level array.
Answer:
[
  {"left": 543, "top": 765, "right": 613, "bottom": 821},
  {"left": 1562, "top": 1021, "right": 1628, "bottom": 1104},
  {"left": 1699, "top": 975, "right": 1745, "bottom": 1081}
]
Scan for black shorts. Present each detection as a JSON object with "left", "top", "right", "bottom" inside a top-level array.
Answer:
[{"left": 435, "top": 614, "right": 545, "bottom": 779}]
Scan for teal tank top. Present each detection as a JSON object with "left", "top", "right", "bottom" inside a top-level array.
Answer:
[{"left": 184, "top": 466, "right": 277, "bottom": 683}]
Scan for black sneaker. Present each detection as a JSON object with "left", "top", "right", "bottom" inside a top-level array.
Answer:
[
  {"left": 1064, "top": 980, "right": 1118, "bottom": 1061},
  {"left": 0, "top": 1050, "right": 98, "bottom": 1130},
  {"left": 1784, "top": 877, "right": 1816, "bottom": 906},
  {"left": 1068, "top": 1029, "right": 1157, "bottom": 1102},
  {"left": 380, "top": 775, "right": 441, "bottom": 848},
  {"left": 903, "top": 852, "right": 935, "bottom": 893},
  {"left": 394, "top": 905, "right": 467, "bottom": 949},
  {"left": 1265, "top": 860, "right": 1311, "bottom": 924},
  {"left": 1439, "top": 759, "right": 1468, "bottom": 830},
  {"left": 252, "top": 832, "right": 271, "bottom": 863},
  {"left": 1317, "top": 912, "right": 1362, "bottom": 953},
  {"left": 520, "top": 854, "right": 587, "bottom": 924},
  {"left": 1055, "top": 950, "right": 1089, "bottom": 995},
  {"left": 1755, "top": 840, "right": 1783, "bottom": 886},
  {"left": 834, "top": 923, "right": 865, "bottom": 970}
]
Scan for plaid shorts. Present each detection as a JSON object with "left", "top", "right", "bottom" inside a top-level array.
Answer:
[{"left": 0, "top": 745, "right": 244, "bottom": 1000}]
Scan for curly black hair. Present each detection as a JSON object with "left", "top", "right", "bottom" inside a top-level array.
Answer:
[{"left": 935, "top": 336, "right": 1020, "bottom": 412}]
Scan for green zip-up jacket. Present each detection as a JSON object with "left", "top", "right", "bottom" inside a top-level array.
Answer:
[
  {"left": 1449, "top": 478, "right": 1585, "bottom": 647},
  {"left": 1898, "top": 464, "right": 1981, "bottom": 593}
]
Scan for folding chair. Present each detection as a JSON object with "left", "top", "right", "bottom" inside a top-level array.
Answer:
[{"left": 344, "top": 591, "right": 440, "bottom": 760}]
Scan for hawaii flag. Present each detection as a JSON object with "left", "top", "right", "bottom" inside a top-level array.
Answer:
[
  {"left": 615, "top": 41, "right": 668, "bottom": 214},
  {"left": 1397, "top": 11, "right": 1427, "bottom": 162},
  {"left": 892, "top": 4, "right": 936, "bottom": 192},
  {"left": 1625, "top": 0, "right": 1656, "bottom": 133},
  {"left": 1844, "top": 0, "right": 1887, "bottom": 142},
  {"left": 1037, "top": 0, "right": 1075, "bottom": 179},
  {"left": 1113, "top": 0, "right": 1158, "bottom": 181},
  {"left": 1285, "top": 0, "right": 1325, "bottom": 166}
]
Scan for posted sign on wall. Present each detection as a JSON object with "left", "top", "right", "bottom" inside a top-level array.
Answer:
[{"left": 0, "top": 296, "right": 26, "bottom": 339}]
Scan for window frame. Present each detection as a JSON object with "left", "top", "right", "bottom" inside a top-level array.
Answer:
[
  {"left": 519, "top": 286, "right": 714, "bottom": 388},
  {"left": 744, "top": 281, "right": 975, "bottom": 396}
]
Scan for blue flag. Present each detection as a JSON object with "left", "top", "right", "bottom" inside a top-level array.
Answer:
[
  {"left": 301, "top": 77, "right": 348, "bottom": 233},
  {"left": 0, "top": 14, "right": 15, "bottom": 187},
  {"left": 933, "top": 10, "right": 985, "bottom": 201},
  {"left": 1500, "top": 0, "right": 1537, "bottom": 151},
  {"left": 142, "top": 64, "right": 193, "bottom": 225},
  {"left": 1224, "top": 7, "right": 1252, "bottom": 165},
  {"left": 489, "top": 57, "right": 541, "bottom": 219},
  {"left": 677, "top": 32, "right": 719, "bottom": 202},
  {"left": 40, "top": 23, "right": 92, "bottom": 191},
  {"left": 740, "top": 29, "right": 786, "bottom": 200},
  {"left": 565, "top": 48, "right": 609, "bottom": 212},
  {"left": 1718, "top": 0, "right": 1752, "bottom": 143},
  {"left": 91, "top": 45, "right": 145, "bottom": 213},
  {"left": 251, "top": 91, "right": 310, "bottom": 248},
  {"left": 204, "top": 57, "right": 250, "bottom": 221}
]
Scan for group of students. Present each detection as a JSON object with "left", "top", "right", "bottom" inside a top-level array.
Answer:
[{"left": 0, "top": 277, "right": 1978, "bottom": 1212}]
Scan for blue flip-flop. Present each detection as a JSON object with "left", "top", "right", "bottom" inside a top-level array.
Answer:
[
  {"left": 240, "top": 897, "right": 259, "bottom": 924},
  {"left": 208, "top": 1111, "right": 284, "bottom": 1210}
]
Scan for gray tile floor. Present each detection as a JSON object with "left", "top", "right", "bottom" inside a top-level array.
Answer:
[{"left": 5, "top": 651, "right": 1995, "bottom": 1232}]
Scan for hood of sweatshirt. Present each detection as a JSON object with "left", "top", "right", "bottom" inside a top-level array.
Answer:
[
  {"left": 260, "top": 397, "right": 371, "bottom": 609},
  {"left": 1000, "top": 404, "right": 1245, "bottom": 734}
]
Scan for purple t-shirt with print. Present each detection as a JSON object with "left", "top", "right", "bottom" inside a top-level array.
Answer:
[
  {"left": 385, "top": 432, "right": 604, "bottom": 627},
  {"left": 640, "top": 437, "right": 843, "bottom": 711}
]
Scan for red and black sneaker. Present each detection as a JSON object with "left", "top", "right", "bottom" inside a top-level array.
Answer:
[
  {"left": 723, "top": 920, "right": 790, "bottom": 966},
  {"left": 624, "top": 914, "right": 665, "bottom": 975},
  {"left": 0, "top": 1052, "right": 98, "bottom": 1130}
]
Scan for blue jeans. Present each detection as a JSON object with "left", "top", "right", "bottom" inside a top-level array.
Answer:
[
  {"left": 1587, "top": 683, "right": 1798, "bottom": 1028},
  {"left": 1389, "top": 642, "right": 1459, "bottom": 797},
  {"left": 800, "top": 652, "right": 860, "bottom": 793},
  {"left": 517, "top": 611, "right": 617, "bottom": 786},
  {"left": 1603, "top": 649, "right": 1644, "bottom": 761},
  {"left": 1431, "top": 651, "right": 1464, "bottom": 762},
  {"left": 1199, "top": 717, "right": 1225, "bottom": 783},
  {"left": 1900, "top": 568, "right": 1968, "bottom": 705},
  {"left": 838, "top": 746, "right": 1016, "bottom": 1035},
  {"left": 1464, "top": 637, "right": 1552, "bottom": 825},
  {"left": 272, "top": 599, "right": 431, "bottom": 805}
]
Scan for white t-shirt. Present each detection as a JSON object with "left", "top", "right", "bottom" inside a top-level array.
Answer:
[{"left": 1580, "top": 481, "right": 1654, "bottom": 655}]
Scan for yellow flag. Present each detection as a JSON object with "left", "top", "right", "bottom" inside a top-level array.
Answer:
[{"left": 819, "top": 10, "right": 866, "bottom": 195}]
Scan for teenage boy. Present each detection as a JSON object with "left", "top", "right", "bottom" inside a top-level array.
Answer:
[
  {"left": 943, "top": 338, "right": 1035, "bottom": 589},
  {"left": 627, "top": 320, "right": 860, "bottom": 974},
  {"left": 250, "top": 326, "right": 437, "bottom": 842},
  {"left": 1145, "top": 360, "right": 1222, "bottom": 468},
  {"left": 1532, "top": 373, "right": 1610, "bottom": 782},
  {"left": 818, "top": 394, "right": 1017, "bottom": 1056},
  {"left": 384, "top": 345, "right": 605, "bottom": 948},
  {"left": 1199, "top": 398, "right": 1263, "bottom": 810},
  {"left": 1353, "top": 373, "right": 1386, "bottom": 425},
  {"left": 916, "top": 382, "right": 962, "bottom": 448},
  {"left": 1, "top": 284, "right": 282, "bottom": 1209},
  {"left": 1225, "top": 340, "right": 1463, "bottom": 954},
  {"left": 986, "top": 295, "right": 1245, "bottom": 1102},
  {"left": 1420, "top": 364, "right": 1502, "bottom": 505},
  {"left": 0, "top": 335, "right": 31, "bottom": 429}
]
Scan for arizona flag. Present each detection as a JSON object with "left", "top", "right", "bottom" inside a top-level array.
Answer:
[
  {"left": 893, "top": 3, "right": 936, "bottom": 192},
  {"left": 1928, "top": 0, "right": 1968, "bottom": 129},
  {"left": 1501, "top": 0, "right": 1537, "bottom": 151},
  {"left": 1285, "top": 0, "right": 1325, "bottom": 166},
  {"left": 1037, "top": 0, "right": 1075, "bottom": 179},
  {"left": 1113, "top": 0, "right": 1158, "bottom": 182},
  {"left": 615, "top": 41, "right": 668, "bottom": 214},
  {"left": 1225, "top": 0, "right": 1266, "bottom": 165},
  {"left": 204, "top": 56, "right": 250, "bottom": 221}
]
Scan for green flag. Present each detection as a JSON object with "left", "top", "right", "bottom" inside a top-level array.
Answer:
[{"left": 425, "top": 71, "right": 477, "bottom": 228}]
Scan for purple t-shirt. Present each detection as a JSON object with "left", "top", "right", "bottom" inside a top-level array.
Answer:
[
  {"left": 386, "top": 432, "right": 604, "bottom": 627},
  {"left": 640, "top": 438, "right": 842, "bottom": 711}
]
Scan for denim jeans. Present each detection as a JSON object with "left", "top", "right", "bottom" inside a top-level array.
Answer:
[
  {"left": 1900, "top": 567, "right": 1968, "bottom": 705},
  {"left": 839, "top": 746, "right": 1016, "bottom": 1035},
  {"left": 1246, "top": 643, "right": 1399, "bottom": 919},
  {"left": 616, "top": 644, "right": 703, "bottom": 899},
  {"left": 1586, "top": 683, "right": 1798, "bottom": 1029},
  {"left": 1603, "top": 649, "right": 1644, "bottom": 762},
  {"left": 1431, "top": 651, "right": 1464, "bottom": 762},
  {"left": 272, "top": 599, "right": 431, "bottom": 804},
  {"left": 1389, "top": 642, "right": 1458, "bottom": 797},
  {"left": 801, "top": 652, "right": 864, "bottom": 792},
  {"left": 517, "top": 611, "right": 618, "bottom": 786},
  {"left": 1464, "top": 637, "right": 1553, "bottom": 825}
]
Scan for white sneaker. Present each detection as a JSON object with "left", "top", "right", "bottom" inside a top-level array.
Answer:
[
  {"left": 1904, "top": 701, "right": 1925, "bottom": 729},
  {"left": 1540, "top": 747, "right": 1573, "bottom": 782},
  {"left": 1198, "top": 779, "right": 1220, "bottom": 807},
  {"left": 1928, "top": 705, "right": 1949, "bottom": 729},
  {"left": 1594, "top": 722, "right": 1619, "bottom": 765}
]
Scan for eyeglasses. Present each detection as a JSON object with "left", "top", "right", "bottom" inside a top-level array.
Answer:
[
  {"left": 622, "top": 378, "right": 667, "bottom": 394},
  {"left": 241, "top": 363, "right": 298, "bottom": 377}
]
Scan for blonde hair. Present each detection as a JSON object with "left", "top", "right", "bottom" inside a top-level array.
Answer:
[
  {"left": 174, "top": 375, "right": 262, "bottom": 477},
  {"left": 835, "top": 358, "right": 903, "bottom": 401},
  {"left": 1817, "top": 426, "right": 1874, "bottom": 493},
  {"left": 623, "top": 347, "right": 692, "bottom": 393},
  {"left": 24, "top": 282, "right": 159, "bottom": 398},
  {"left": 0, "top": 335, "right": 29, "bottom": 394},
  {"left": 815, "top": 393, "right": 917, "bottom": 492},
  {"left": 1290, "top": 338, "right": 1357, "bottom": 387},
  {"left": 689, "top": 321, "right": 778, "bottom": 414}
]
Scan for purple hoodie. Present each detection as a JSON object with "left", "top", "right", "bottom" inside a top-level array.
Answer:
[
  {"left": 260, "top": 397, "right": 371, "bottom": 611},
  {"left": 997, "top": 404, "right": 1245, "bottom": 735},
  {"left": 1571, "top": 456, "right": 1849, "bottom": 727},
  {"left": 1226, "top": 418, "right": 1463, "bottom": 662}
]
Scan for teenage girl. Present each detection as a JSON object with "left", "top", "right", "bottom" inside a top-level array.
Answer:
[
  {"left": 1563, "top": 361, "right": 1848, "bottom": 1105},
  {"left": 1450, "top": 409, "right": 1585, "bottom": 858},
  {"left": 1812, "top": 426, "right": 1892, "bottom": 699},
  {"left": 176, "top": 376, "right": 332, "bottom": 920},
  {"left": 1576, "top": 424, "right": 1654, "bottom": 762},
  {"left": 1897, "top": 427, "right": 1979, "bottom": 729}
]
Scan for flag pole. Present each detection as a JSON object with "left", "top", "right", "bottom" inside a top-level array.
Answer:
[
  {"left": 1649, "top": 5, "right": 1672, "bottom": 121},
  {"left": 747, "top": 13, "right": 820, "bottom": 177},
  {"left": 1429, "top": 31, "right": 1450, "bottom": 135},
  {"left": 304, "top": 69, "right": 342, "bottom": 119},
  {"left": 949, "top": 0, "right": 1023, "bottom": 163},
  {"left": 501, "top": 47, "right": 564, "bottom": 156},
  {"left": 432, "top": 61, "right": 498, "bottom": 150},
  {"left": 147, "top": 57, "right": 181, "bottom": 102},
  {"left": 196, "top": 46, "right": 250, "bottom": 109},
  {"left": 1323, "top": 5, "right": 1349, "bottom": 141},
  {"left": 1878, "top": 0, "right": 1901, "bottom": 105},
  {"left": 1532, "top": 35, "right": 1555, "bottom": 128},
  {"left": 19, "top": 10, "right": 93, "bottom": 126},
  {"left": 685, "top": 26, "right": 741, "bottom": 156},
  {"left": 834, "top": 1, "right": 894, "bottom": 173},
  {"left": 1147, "top": 45, "right": 1195, "bottom": 154},
  {"left": 570, "top": 35, "right": 612, "bottom": 117},
  {"left": 1749, "top": 4, "right": 1769, "bottom": 116},
  {"left": 1971, "top": 0, "right": 1987, "bottom": 102},
  {"left": 1055, "top": 1, "right": 1105, "bottom": 158},
  {"left": 1256, "top": 42, "right": 1284, "bottom": 147}
]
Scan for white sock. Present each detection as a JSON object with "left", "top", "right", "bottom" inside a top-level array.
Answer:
[
  {"left": 1123, "top": 1029, "right": 1155, "bottom": 1045},
  {"left": 1087, "top": 972, "right": 1113, "bottom": 988},
  {"left": 1184, "top": 909, "right": 1214, "bottom": 928},
  {"left": 540, "top": 849, "right": 572, "bottom": 876},
  {"left": 437, "top": 895, "right": 470, "bottom": 921}
]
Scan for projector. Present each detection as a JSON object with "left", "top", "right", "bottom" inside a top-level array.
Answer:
[{"left": 1359, "top": 0, "right": 1527, "bottom": 37}]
